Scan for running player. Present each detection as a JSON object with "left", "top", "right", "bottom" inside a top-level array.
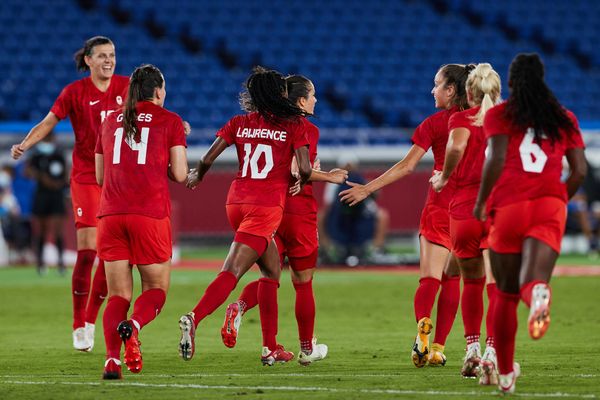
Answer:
[
  {"left": 430, "top": 63, "right": 502, "bottom": 383},
  {"left": 96, "top": 64, "right": 188, "bottom": 379},
  {"left": 10, "top": 36, "right": 129, "bottom": 351},
  {"left": 473, "top": 53, "right": 586, "bottom": 394},
  {"left": 220, "top": 75, "right": 348, "bottom": 365},
  {"left": 178, "top": 66, "right": 312, "bottom": 366},
  {"left": 339, "top": 64, "right": 475, "bottom": 367}
]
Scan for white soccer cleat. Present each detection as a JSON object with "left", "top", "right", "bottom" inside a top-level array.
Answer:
[
  {"left": 73, "top": 327, "right": 91, "bottom": 352},
  {"left": 499, "top": 362, "right": 521, "bottom": 394},
  {"left": 461, "top": 342, "right": 482, "bottom": 378},
  {"left": 85, "top": 323, "right": 95, "bottom": 352},
  {"left": 528, "top": 283, "right": 551, "bottom": 340},
  {"left": 479, "top": 346, "right": 498, "bottom": 385},
  {"left": 298, "top": 338, "right": 328, "bottom": 366}
]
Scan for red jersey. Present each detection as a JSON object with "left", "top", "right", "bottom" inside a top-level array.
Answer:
[
  {"left": 51, "top": 75, "right": 129, "bottom": 184},
  {"left": 284, "top": 118, "right": 319, "bottom": 215},
  {"left": 483, "top": 102, "right": 585, "bottom": 209},
  {"left": 217, "top": 112, "right": 309, "bottom": 209},
  {"left": 412, "top": 107, "right": 459, "bottom": 208},
  {"left": 448, "top": 106, "right": 486, "bottom": 219},
  {"left": 95, "top": 101, "right": 187, "bottom": 219}
]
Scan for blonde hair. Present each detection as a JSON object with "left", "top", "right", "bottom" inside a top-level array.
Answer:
[{"left": 466, "top": 63, "right": 501, "bottom": 126}]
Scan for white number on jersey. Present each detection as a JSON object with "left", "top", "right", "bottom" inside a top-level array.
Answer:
[
  {"left": 519, "top": 128, "right": 548, "bottom": 173},
  {"left": 241, "top": 143, "right": 274, "bottom": 179},
  {"left": 112, "top": 127, "right": 149, "bottom": 165}
]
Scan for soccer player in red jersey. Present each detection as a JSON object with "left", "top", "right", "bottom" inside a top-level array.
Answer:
[
  {"left": 430, "top": 63, "right": 502, "bottom": 383},
  {"left": 340, "top": 64, "right": 475, "bottom": 367},
  {"left": 10, "top": 36, "right": 129, "bottom": 352},
  {"left": 220, "top": 75, "right": 347, "bottom": 365},
  {"left": 473, "top": 53, "right": 586, "bottom": 394},
  {"left": 95, "top": 64, "right": 188, "bottom": 379},
  {"left": 178, "top": 66, "right": 313, "bottom": 366}
]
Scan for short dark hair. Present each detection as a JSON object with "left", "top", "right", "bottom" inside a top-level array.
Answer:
[{"left": 73, "top": 36, "right": 113, "bottom": 72}]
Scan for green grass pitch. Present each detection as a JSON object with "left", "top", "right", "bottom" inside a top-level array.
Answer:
[{"left": 0, "top": 265, "right": 598, "bottom": 399}]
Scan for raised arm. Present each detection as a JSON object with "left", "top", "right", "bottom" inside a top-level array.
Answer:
[
  {"left": 473, "top": 134, "right": 508, "bottom": 220},
  {"left": 430, "top": 127, "right": 470, "bottom": 192},
  {"left": 339, "top": 144, "right": 425, "bottom": 206},
  {"left": 186, "top": 137, "right": 228, "bottom": 189},
  {"left": 11, "top": 112, "right": 60, "bottom": 160}
]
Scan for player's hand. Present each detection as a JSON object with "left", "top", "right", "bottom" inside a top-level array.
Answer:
[
  {"left": 11, "top": 144, "right": 25, "bottom": 160},
  {"left": 429, "top": 170, "right": 446, "bottom": 192},
  {"left": 328, "top": 168, "right": 348, "bottom": 184},
  {"left": 473, "top": 201, "right": 487, "bottom": 221},
  {"left": 186, "top": 168, "right": 199, "bottom": 189},
  {"left": 183, "top": 121, "right": 192, "bottom": 136},
  {"left": 289, "top": 178, "right": 303, "bottom": 196},
  {"left": 338, "top": 181, "right": 367, "bottom": 206}
]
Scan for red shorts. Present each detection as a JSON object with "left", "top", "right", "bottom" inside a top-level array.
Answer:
[
  {"left": 97, "top": 214, "right": 172, "bottom": 264},
  {"left": 226, "top": 204, "right": 283, "bottom": 254},
  {"left": 450, "top": 216, "right": 488, "bottom": 259},
  {"left": 70, "top": 180, "right": 102, "bottom": 229},
  {"left": 488, "top": 197, "right": 566, "bottom": 254},
  {"left": 275, "top": 212, "right": 318, "bottom": 271},
  {"left": 419, "top": 203, "right": 451, "bottom": 250}
]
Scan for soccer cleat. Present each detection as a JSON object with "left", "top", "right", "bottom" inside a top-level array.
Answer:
[
  {"left": 73, "top": 327, "right": 91, "bottom": 352},
  {"left": 221, "top": 302, "right": 243, "bottom": 348},
  {"left": 461, "top": 342, "right": 482, "bottom": 378},
  {"left": 427, "top": 343, "right": 447, "bottom": 366},
  {"left": 479, "top": 346, "right": 498, "bottom": 385},
  {"left": 178, "top": 312, "right": 196, "bottom": 361},
  {"left": 499, "top": 362, "right": 521, "bottom": 394},
  {"left": 118, "top": 320, "right": 142, "bottom": 373},
  {"left": 102, "top": 358, "right": 122, "bottom": 380},
  {"left": 85, "top": 322, "right": 95, "bottom": 352},
  {"left": 261, "top": 344, "right": 294, "bottom": 366},
  {"left": 528, "top": 283, "right": 551, "bottom": 340},
  {"left": 298, "top": 338, "right": 328, "bottom": 366},
  {"left": 411, "top": 317, "right": 433, "bottom": 368}
]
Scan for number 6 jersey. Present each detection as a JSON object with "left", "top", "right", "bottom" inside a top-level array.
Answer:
[
  {"left": 217, "top": 112, "right": 309, "bottom": 209},
  {"left": 483, "top": 102, "right": 585, "bottom": 209},
  {"left": 95, "top": 101, "right": 187, "bottom": 219}
]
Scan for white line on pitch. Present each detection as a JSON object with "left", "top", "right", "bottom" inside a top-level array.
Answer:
[{"left": 1, "top": 380, "right": 597, "bottom": 399}]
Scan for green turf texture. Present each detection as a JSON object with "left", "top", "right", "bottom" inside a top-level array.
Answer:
[{"left": 0, "top": 267, "right": 598, "bottom": 399}]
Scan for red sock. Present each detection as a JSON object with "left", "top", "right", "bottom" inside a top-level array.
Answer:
[
  {"left": 495, "top": 290, "right": 520, "bottom": 374},
  {"left": 258, "top": 277, "right": 279, "bottom": 350},
  {"left": 413, "top": 277, "right": 441, "bottom": 322},
  {"left": 103, "top": 296, "right": 130, "bottom": 360},
  {"left": 238, "top": 279, "right": 259, "bottom": 313},
  {"left": 461, "top": 277, "right": 485, "bottom": 339},
  {"left": 293, "top": 280, "right": 315, "bottom": 352},
  {"left": 130, "top": 288, "right": 166, "bottom": 330},
  {"left": 434, "top": 273, "right": 460, "bottom": 345},
  {"left": 485, "top": 283, "right": 497, "bottom": 346},
  {"left": 519, "top": 279, "right": 546, "bottom": 308},
  {"left": 85, "top": 259, "right": 107, "bottom": 325},
  {"left": 191, "top": 271, "right": 237, "bottom": 326},
  {"left": 72, "top": 249, "right": 96, "bottom": 329}
]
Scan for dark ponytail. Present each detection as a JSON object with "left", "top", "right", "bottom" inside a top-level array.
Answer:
[
  {"left": 505, "top": 53, "right": 574, "bottom": 143},
  {"left": 73, "top": 36, "right": 113, "bottom": 72},
  {"left": 123, "top": 64, "right": 164, "bottom": 142},
  {"left": 239, "top": 66, "right": 305, "bottom": 122},
  {"left": 439, "top": 63, "right": 476, "bottom": 110},
  {"left": 286, "top": 75, "right": 313, "bottom": 116}
]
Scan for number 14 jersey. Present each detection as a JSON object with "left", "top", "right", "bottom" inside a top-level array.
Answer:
[
  {"left": 483, "top": 102, "right": 584, "bottom": 209},
  {"left": 95, "top": 101, "right": 187, "bottom": 219},
  {"left": 217, "top": 112, "right": 309, "bottom": 209}
]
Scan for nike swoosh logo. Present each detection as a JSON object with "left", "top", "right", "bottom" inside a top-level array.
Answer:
[
  {"left": 73, "top": 291, "right": 89, "bottom": 295},
  {"left": 89, "top": 100, "right": 100, "bottom": 105}
]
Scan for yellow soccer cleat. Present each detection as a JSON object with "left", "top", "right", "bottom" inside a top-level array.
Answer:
[
  {"left": 428, "top": 343, "right": 447, "bottom": 366},
  {"left": 411, "top": 317, "right": 433, "bottom": 368}
]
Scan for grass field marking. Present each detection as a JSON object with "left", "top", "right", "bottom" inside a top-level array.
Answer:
[{"left": 1, "top": 380, "right": 597, "bottom": 399}]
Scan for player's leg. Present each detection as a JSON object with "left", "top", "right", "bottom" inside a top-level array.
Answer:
[{"left": 479, "top": 249, "right": 498, "bottom": 385}]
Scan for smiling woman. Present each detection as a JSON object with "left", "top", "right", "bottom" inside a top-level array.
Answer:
[{"left": 10, "top": 36, "right": 130, "bottom": 354}]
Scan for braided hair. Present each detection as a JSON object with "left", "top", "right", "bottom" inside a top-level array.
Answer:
[
  {"left": 505, "top": 53, "right": 573, "bottom": 143},
  {"left": 239, "top": 66, "right": 305, "bottom": 122},
  {"left": 439, "top": 63, "right": 477, "bottom": 110},
  {"left": 123, "top": 64, "right": 164, "bottom": 142},
  {"left": 73, "top": 36, "right": 113, "bottom": 72}
]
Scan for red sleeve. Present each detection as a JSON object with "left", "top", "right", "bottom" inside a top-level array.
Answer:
[
  {"left": 565, "top": 111, "right": 585, "bottom": 150},
  {"left": 169, "top": 116, "right": 188, "bottom": 148},
  {"left": 448, "top": 111, "right": 470, "bottom": 131},
  {"left": 95, "top": 123, "right": 105, "bottom": 154},
  {"left": 483, "top": 105, "right": 507, "bottom": 139},
  {"left": 411, "top": 118, "right": 433, "bottom": 151},
  {"left": 50, "top": 85, "right": 72, "bottom": 120},
  {"left": 291, "top": 120, "right": 310, "bottom": 150},
  {"left": 216, "top": 116, "right": 238, "bottom": 145}
]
